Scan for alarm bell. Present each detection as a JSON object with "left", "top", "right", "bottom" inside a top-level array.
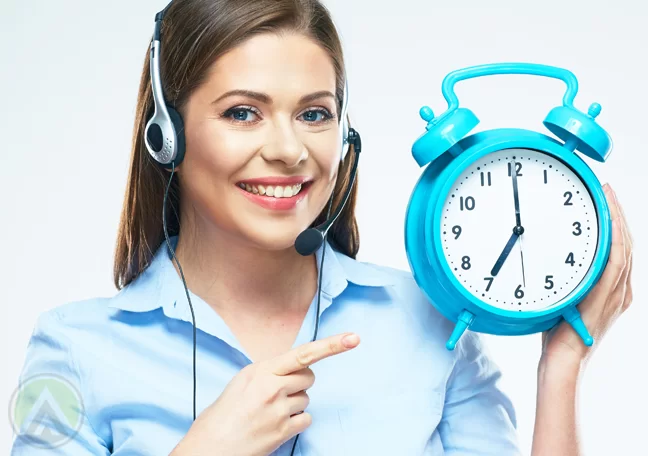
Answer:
[
  {"left": 543, "top": 102, "right": 613, "bottom": 162},
  {"left": 412, "top": 106, "right": 479, "bottom": 167}
]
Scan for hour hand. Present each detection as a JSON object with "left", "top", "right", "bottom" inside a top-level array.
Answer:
[{"left": 490, "top": 227, "right": 523, "bottom": 277}]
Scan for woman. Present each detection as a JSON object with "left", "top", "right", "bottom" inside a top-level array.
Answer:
[{"left": 11, "top": 0, "right": 633, "bottom": 455}]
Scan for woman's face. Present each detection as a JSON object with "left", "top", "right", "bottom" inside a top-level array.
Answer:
[{"left": 180, "top": 32, "right": 342, "bottom": 251}]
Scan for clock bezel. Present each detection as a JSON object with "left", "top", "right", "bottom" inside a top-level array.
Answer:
[{"left": 427, "top": 128, "right": 612, "bottom": 321}]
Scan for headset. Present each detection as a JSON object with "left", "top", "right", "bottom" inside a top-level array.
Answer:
[{"left": 144, "top": 1, "right": 362, "bottom": 454}]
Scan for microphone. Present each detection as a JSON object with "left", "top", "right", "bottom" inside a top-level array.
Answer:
[{"left": 295, "top": 128, "right": 362, "bottom": 256}]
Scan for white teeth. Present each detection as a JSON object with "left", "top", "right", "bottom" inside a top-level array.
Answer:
[{"left": 239, "top": 183, "right": 305, "bottom": 198}]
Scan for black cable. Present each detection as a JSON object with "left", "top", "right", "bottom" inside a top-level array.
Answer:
[
  {"left": 153, "top": 0, "right": 197, "bottom": 422},
  {"left": 162, "top": 162, "right": 198, "bottom": 421},
  {"left": 289, "top": 195, "right": 334, "bottom": 456}
]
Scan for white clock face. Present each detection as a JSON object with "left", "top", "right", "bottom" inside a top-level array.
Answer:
[{"left": 440, "top": 148, "right": 599, "bottom": 312}]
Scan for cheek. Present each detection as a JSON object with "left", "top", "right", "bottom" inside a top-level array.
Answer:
[
  {"left": 308, "top": 132, "right": 342, "bottom": 183},
  {"left": 185, "top": 124, "right": 257, "bottom": 178},
  {"left": 180, "top": 124, "right": 259, "bottom": 226}
]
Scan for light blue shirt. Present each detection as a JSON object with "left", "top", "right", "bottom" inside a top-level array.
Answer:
[{"left": 11, "top": 236, "right": 521, "bottom": 455}]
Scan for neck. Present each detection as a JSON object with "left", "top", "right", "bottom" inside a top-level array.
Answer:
[{"left": 171, "top": 223, "right": 318, "bottom": 319}]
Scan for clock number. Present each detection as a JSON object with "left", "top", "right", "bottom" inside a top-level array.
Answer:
[
  {"left": 572, "top": 221, "right": 582, "bottom": 236},
  {"left": 515, "top": 285, "right": 524, "bottom": 299},
  {"left": 484, "top": 277, "right": 493, "bottom": 292},
  {"left": 461, "top": 256, "right": 471, "bottom": 270},
  {"left": 460, "top": 196, "right": 475, "bottom": 211},
  {"left": 508, "top": 162, "right": 523, "bottom": 177},
  {"left": 564, "top": 191, "right": 573, "bottom": 206},
  {"left": 565, "top": 252, "right": 575, "bottom": 267},
  {"left": 544, "top": 275, "right": 554, "bottom": 289},
  {"left": 480, "top": 171, "right": 492, "bottom": 186},
  {"left": 544, "top": 169, "right": 548, "bottom": 184},
  {"left": 452, "top": 225, "right": 462, "bottom": 239}
]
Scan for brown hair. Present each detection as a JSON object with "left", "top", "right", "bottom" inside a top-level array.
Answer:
[{"left": 113, "top": 0, "right": 360, "bottom": 290}]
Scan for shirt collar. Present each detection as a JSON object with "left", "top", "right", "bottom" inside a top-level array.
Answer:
[{"left": 108, "top": 235, "right": 396, "bottom": 316}]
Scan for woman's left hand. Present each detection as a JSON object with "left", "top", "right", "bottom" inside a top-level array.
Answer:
[{"left": 539, "top": 183, "right": 633, "bottom": 370}]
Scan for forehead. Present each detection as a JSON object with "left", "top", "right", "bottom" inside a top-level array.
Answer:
[{"left": 204, "top": 32, "right": 337, "bottom": 99}]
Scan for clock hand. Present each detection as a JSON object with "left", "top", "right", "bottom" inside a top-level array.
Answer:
[
  {"left": 511, "top": 159, "right": 522, "bottom": 228},
  {"left": 490, "top": 226, "right": 524, "bottom": 277},
  {"left": 510, "top": 158, "right": 526, "bottom": 287},
  {"left": 519, "top": 236, "right": 526, "bottom": 287}
]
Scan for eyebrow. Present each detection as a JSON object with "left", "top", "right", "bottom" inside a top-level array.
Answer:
[{"left": 211, "top": 89, "right": 336, "bottom": 105}]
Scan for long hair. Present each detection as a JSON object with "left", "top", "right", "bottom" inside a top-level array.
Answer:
[{"left": 113, "top": 0, "right": 360, "bottom": 290}]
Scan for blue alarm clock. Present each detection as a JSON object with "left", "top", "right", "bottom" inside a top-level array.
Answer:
[{"left": 404, "top": 63, "right": 613, "bottom": 350}]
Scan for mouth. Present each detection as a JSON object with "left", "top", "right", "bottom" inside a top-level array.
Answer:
[
  {"left": 237, "top": 181, "right": 311, "bottom": 198},
  {"left": 236, "top": 176, "right": 313, "bottom": 198},
  {"left": 235, "top": 177, "right": 314, "bottom": 210}
]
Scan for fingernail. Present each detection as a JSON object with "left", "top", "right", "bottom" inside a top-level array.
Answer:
[{"left": 342, "top": 333, "right": 359, "bottom": 348}]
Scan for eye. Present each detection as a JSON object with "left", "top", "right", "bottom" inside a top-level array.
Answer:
[
  {"left": 221, "top": 106, "right": 260, "bottom": 124},
  {"left": 299, "top": 108, "right": 334, "bottom": 124}
]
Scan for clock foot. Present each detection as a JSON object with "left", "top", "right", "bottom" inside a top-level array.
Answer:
[
  {"left": 446, "top": 310, "right": 475, "bottom": 350},
  {"left": 562, "top": 306, "right": 594, "bottom": 346}
]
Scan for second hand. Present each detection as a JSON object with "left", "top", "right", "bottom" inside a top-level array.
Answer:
[
  {"left": 520, "top": 236, "right": 526, "bottom": 287},
  {"left": 511, "top": 158, "right": 526, "bottom": 289}
]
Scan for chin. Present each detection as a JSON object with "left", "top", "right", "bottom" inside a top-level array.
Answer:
[
  {"left": 224, "top": 191, "right": 325, "bottom": 253},
  {"left": 242, "top": 226, "right": 307, "bottom": 253},
  {"left": 217, "top": 211, "right": 310, "bottom": 252}
]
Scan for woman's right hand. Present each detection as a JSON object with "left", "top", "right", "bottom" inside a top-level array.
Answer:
[{"left": 170, "top": 332, "right": 361, "bottom": 456}]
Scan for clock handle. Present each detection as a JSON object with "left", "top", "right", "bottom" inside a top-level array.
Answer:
[
  {"left": 440, "top": 63, "right": 579, "bottom": 112},
  {"left": 446, "top": 309, "right": 475, "bottom": 350},
  {"left": 562, "top": 306, "right": 594, "bottom": 346}
]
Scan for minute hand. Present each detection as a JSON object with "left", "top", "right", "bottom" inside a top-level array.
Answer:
[{"left": 512, "top": 160, "right": 522, "bottom": 227}]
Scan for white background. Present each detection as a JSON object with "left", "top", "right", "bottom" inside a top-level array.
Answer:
[{"left": 1, "top": 0, "right": 646, "bottom": 454}]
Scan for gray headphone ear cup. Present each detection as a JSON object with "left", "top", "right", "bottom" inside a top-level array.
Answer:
[
  {"left": 144, "top": 103, "right": 186, "bottom": 169},
  {"left": 164, "top": 106, "right": 186, "bottom": 169}
]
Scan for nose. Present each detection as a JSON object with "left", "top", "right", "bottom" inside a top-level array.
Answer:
[{"left": 260, "top": 117, "right": 308, "bottom": 168}]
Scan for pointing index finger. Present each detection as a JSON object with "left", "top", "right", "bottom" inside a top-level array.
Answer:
[{"left": 271, "top": 333, "right": 360, "bottom": 376}]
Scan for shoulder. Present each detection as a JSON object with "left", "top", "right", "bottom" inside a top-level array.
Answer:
[
  {"left": 24, "top": 297, "right": 123, "bottom": 362},
  {"left": 16, "top": 297, "right": 116, "bottom": 390},
  {"left": 36, "top": 293, "right": 122, "bottom": 330},
  {"left": 335, "top": 249, "right": 422, "bottom": 293},
  {"left": 44, "top": 295, "right": 116, "bottom": 321},
  {"left": 335, "top": 250, "right": 433, "bottom": 304},
  {"left": 27, "top": 282, "right": 157, "bottom": 357},
  {"left": 334, "top": 252, "right": 459, "bottom": 343},
  {"left": 335, "top": 251, "right": 497, "bottom": 360}
]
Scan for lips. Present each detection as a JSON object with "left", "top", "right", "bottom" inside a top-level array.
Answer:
[
  {"left": 236, "top": 177, "right": 313, "bottom": 210},
  {"left": 238, "top": 176, "right": 311, "bottom": 186},
  {"left": 239, "top": 182, "right": 302, "bottom": 197}
]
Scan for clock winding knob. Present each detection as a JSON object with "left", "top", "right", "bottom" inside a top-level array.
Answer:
[
  {"left": 587, "top": 102, "right": 602, "bottom": 119},
  {"left": 419, "top": 106, "right": 435, "bottom": 122}
]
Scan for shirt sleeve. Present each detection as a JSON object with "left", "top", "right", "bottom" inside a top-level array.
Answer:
[
  {"left": 10, "top": 310, "right": 111, "bottom": 455},
  {"left": 438, "top": 330, "right": 523, "bottom": 455}
]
